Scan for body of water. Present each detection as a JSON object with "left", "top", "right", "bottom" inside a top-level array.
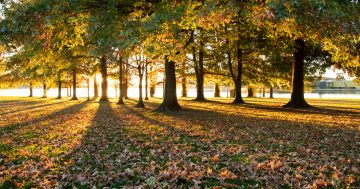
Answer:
[{"left": 1, "top": 87, "right": 360, "bottom": 99}]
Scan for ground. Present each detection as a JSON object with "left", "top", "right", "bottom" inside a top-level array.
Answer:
[{"left": 0, "top": 97, "right": 359, "bottom": 189}]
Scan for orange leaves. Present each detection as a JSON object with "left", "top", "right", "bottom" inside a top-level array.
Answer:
[
  {"left": 219, "top": 169, "right": 237, "bottom": 180},
  {"left": 211, "top": 154, "right": 219, "bottom": 162},
  {"left": 1, "top": 98, "right": 360, "bottom": 188}
]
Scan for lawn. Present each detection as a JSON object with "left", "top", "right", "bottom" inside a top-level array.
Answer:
[{"left": 0, "top": 97, "right": 359, "bottom": 188}]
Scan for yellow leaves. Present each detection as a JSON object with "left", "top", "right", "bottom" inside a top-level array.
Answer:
[{"left": 206, "top": 167, "right": 213, "bottom": 175}]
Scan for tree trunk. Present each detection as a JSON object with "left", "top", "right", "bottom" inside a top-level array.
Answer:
[
  {"left": 181, "top": 61, "right": 187, "bottom": 97},
  {"left": 149, "top": 64, "right": 155, "bottom": 97},
  {"left": 42, "top": 82, "right": 47, "bottom": 98},
  {"left": 87, "top": 79, "right": 90, "bottom": 101},
  {"left": 248, "top": 87, "right": 255, "bottom": 98},
  {"left": 123, "top": 63, "right": 129, "bottom": 99},
  {"left": 69, "top": 84, "right": 72, "bottom": 97},
  {"left": 157, "top": 56, "right": 181, "bottom": 111},
  {"left": 57, "top": 72, "right": 62, "bottom": 99},
  {"left": 227, "top": 40, "right": 244, "bottom": 104},
  {"left": 233, "top": 45, "right": 244, "bottom": 104},
  {"left": 71, "top": 68, "right": 78, "bottom": 100},
  {"left": 214, "top": 83, "right": 220, "bottom": 97},
  {"left": 67, "top": 86, "right": 69, "bottom": 97},
  {"left": 100, "top": 56, "right": 109, "bottom": 102},
  {"left": 29, "top": 82, "right": 33, "bottom": 97},
  {"left": 262, "top": 88, "right": 265, "bottom": 97},
  {"left": 230, "top": 88, "right": 235, "bottom": 98},
  {"left": 145, "top": 62, "right": 149, "bottom": 100},
  {"left": 284, "top": 39, "right": 311, "bottom": 108},
  {"left": 193, "top": 36, "right": 206, "bottom": 101},
  {"left": 94, "top": 75, "right": 98, "bottom": 97},
  {"left": 117, "top": 57, "right": 124, "bottom": 105},
  {"left": 136, "top": 66, "right": 145, "bottom": 108},
  {"left": 270, "top": 87, "right": 274, "bottom": 98}
]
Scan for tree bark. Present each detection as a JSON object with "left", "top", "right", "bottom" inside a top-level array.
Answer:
[
  {"left": 71, "top": 68, "right": 78, "bottom": 100},
  {"left": 233, "top": 45, "right": 244, "bottom": 104},
  {"left": 29, "top": 82, "right": 33, "bottom": 97},
  {"left": 284, "top": 39, "right": 311, "bottom": 108},
  {"left": 157, "top": 56, "right": 181, "bottom": 111},
  {"left": 69, "top": 84, "right": 72, "bottom": 97},
  {"left": 214, "top": 83, "right": 220, "bottom": 97},
  {"left": 94, "top": 75, "right": 98, "bottom": 97},
  {"left": 193, "top": 35, "right": 206, "bottom": 101},
  {"left": 100, "top": 56, "right": 109, "bottom": 102},
  {"left": 145, "top": 61, "right": 149, "bottom": 100},
  {"left": 123, "top": 63, "right": 129, "bottom": 99},
  {"left": 227, "top": 40, "right": 244, "bottom": 104},
  {"left": 248, "top": 87, "right": 255, "bottom": 98},
  {"left": 262, "top": 88, "right": 265, "bottom": 97},
  {"left": 117, "top": 57, "right": 124, "bottom": 105},
  {"left": 270, "top": 86, "right": 274, "bottom": 98},
  {"left": 56, "top": 72, "right": 62, "bottom": 99},
  {"left": 136, "top": 65, "right": 145, "bottom": 108},
  {"left": 149, "top": 64, "right": 155, "bottom": 97},
  {"left": 181, "top": 61, "right": 187, "bottom": 97},
  {"left": 42, "top": 82, "right": 47, "bottom": 98}
]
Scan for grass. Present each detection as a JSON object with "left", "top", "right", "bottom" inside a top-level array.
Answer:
[{"left": 0, "top": 96, "right": 359, "bottom": 188}]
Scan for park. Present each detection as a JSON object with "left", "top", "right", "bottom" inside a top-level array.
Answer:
[{"left": 0, "top": 1, "right": 359, "bottom": 188}]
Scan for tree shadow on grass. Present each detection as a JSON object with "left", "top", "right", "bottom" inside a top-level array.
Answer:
[
  {"left": 0, "top": 100, "right": 89, "bottom": 137},
  {"left": 57, "top": 99, "right": 360, "bottom": 188},
  {"left": 0, "top": 100, "right": 68, "bottom": 116},
  {"left": 120, "top": 103, "right": 359, "bottom": 187},
  {"left": 202, "top": 99, "right": 360, "bottom": 116},
  {"left": 0, "top": 98, "right": 43, "bottom": 107}
]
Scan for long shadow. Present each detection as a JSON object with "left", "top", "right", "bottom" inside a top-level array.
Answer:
[
  {"left": 0, "top": 101, "right": 67, "bottom": 116},
  {"left": 59, "top": 102, "right": 132, "bottom": 188},
  {"left": 0, "top": 99, "right": 43, "bottom": 107},
  {"left": 58, "top": 100, "right": 360, "bottom": 188},
  {"left": 0, "top": 100, "right": 89, "bottom": 137},
  {"left": 203, "top": 99, "right": 360, "bottom": 116}
]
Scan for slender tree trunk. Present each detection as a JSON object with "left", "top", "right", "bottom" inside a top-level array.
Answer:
[
  {"left": 136, "top": 66, "right": 145, "bottom": 108},
  {"left": 94, "top": 75, "right": 98, "bottom": 97},
  {"left": 284, "top": 39, "right": 310, "bottom": 108},
  {"left": 182, "top": 77, "right": 187, "bottom": 97},
  {"left": 71, "top": 68, "right": 78, "bottom": 100},
  {"left": 115, "top": 80, "right": 118, "bottom": 97},
  {"left": 233, "top": 45, "right": 245, "bottom": 104},
  {"left": 69, "top": 84, "right": 72, "bottom": 97},
  {"left": 117, "top": 57, "right": 124, "bottom": 105},
  {"left": 227, "top": 40, "right": 244, "bottom": 104},
  {"left": 67, "top": 86, "right": 69, "bottom": 97},
  {"left": 100, "top": 56, "right": 109, "bottom": 102},
  {"left": 230, "top": 88, "right": 235, "bottom": 98},
  {"left": 181, "top": 61, "right": 187, "bottom": 97},
  {"left": 262, "top": 88, "right": 265, "bottom": 97},
  {"left": 248, "top": 87, "right": 255, "bottom": 98},
  {"left": 157, "top": 56, "right": 181, "bottom": 111},
  {"left": 29, "top": 82, "right": 33, "bottom": 97},
  {"left": 123, "top": 63, "right": 129, "bottom": 99},
  {"left": 42, "top": 82, "right": 47, "bottom": 98},
  {"left": 145, "top": 62, "right": 149, "bottom": 100},
  {"left": 270, "top": 86, "right": 274, "bottom": 98},
  {"left": 57, "top": 72, "right": 62, "bottom": 99},
  {"left": 214, "top": 83, "right": 220, "bottom": 97},
  {"left": 149, "top": 64, "right": 155, "bottom": 97},
  {"left": 193, "top": 35, "right": 206, "bottom": 101},
  {"left": 87, "top": 79, "right": 90, "bottom": 101}
]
